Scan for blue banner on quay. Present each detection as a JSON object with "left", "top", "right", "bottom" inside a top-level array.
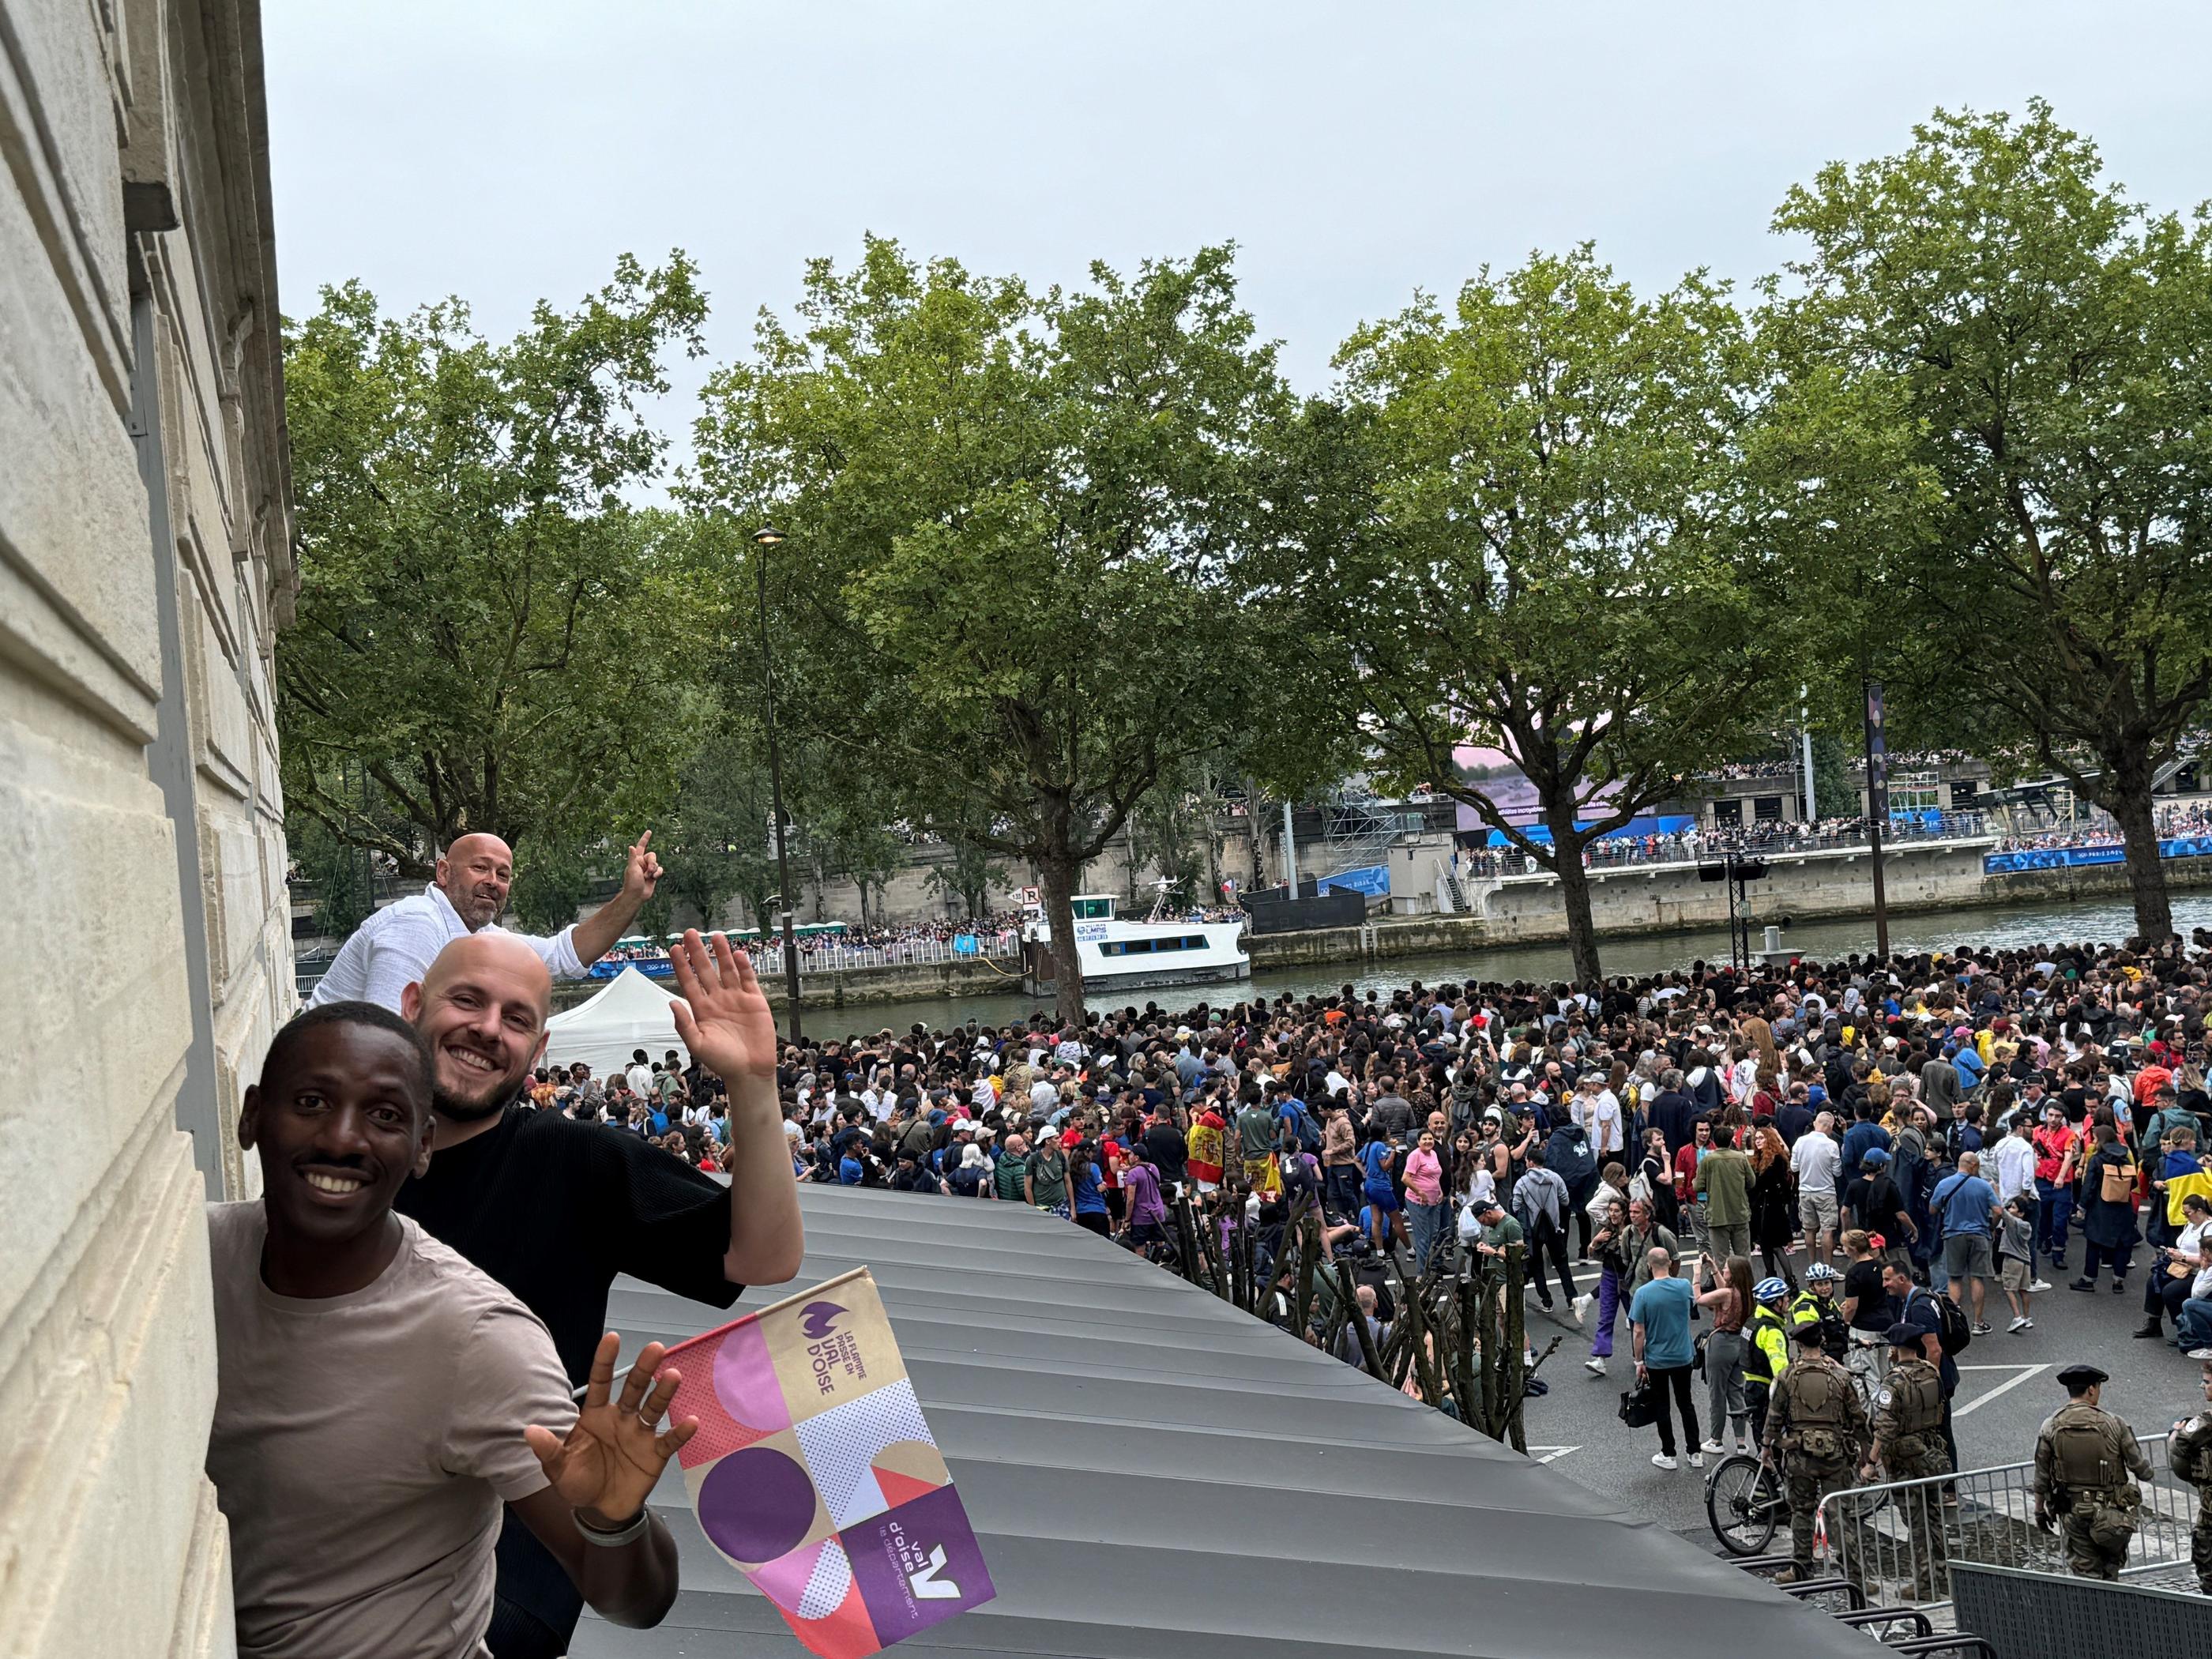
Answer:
[
  {"left": 1984, "top": 835, "right": 2212, "bottom": 875},
  {"left": 587, "top": 957, "right": 678, "bottom": 979}
]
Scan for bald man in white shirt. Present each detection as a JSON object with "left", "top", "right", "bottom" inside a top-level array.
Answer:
[{"left": 312, "top": 831, "right": 661, "bottom": 1013}]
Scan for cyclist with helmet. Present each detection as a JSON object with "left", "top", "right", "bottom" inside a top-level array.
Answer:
[
  {"left": 1790, "top": 1262, "right": 1851, "bottom": 1362},
  {"left": 1744, "top": 1276, "right": 1796, "bottom": 1446}
]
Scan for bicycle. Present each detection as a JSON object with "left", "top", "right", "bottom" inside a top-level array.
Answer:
[
  {"left": 1706, "top": 1451, "right": 1789, "bottom": 1556},
  {"left": 1704, "top": 1405, "right": 1892, "bottom": 1558}
]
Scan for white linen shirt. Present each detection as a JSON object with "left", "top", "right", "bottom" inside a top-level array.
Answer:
[{"left": 309, "top": 883, "right": 585, "bottom": 1012}]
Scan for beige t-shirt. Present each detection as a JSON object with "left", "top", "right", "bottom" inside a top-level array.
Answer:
[{"left": 205, "top": 1202, "right": 577, "bottom": 1659}]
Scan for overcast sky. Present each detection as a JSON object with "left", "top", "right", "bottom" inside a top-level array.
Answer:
[{"left": 266, "top": 0, "right": 2212, "bottom": 419}]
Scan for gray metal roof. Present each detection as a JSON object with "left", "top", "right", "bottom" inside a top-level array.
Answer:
[{"left": 577, "top": 1185, "right": 1879, "bottom": 1657}]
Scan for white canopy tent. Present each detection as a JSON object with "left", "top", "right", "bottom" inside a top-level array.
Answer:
[{"left": 542, "top": 967, "right": 691, "bottom": 1077}]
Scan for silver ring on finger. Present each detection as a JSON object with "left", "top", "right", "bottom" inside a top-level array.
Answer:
[{"left": 636, "top": 1409, "right": 660, "bottom": 1429}]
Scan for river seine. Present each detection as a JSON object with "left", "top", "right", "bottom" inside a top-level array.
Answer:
[{"left": 808, "top": 892, "right": 2212, "bottom": 1037}]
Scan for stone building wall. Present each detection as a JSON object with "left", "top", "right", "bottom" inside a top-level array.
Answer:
[{"left": 0, "top": 2, "right": 292, "bottom": 1655}]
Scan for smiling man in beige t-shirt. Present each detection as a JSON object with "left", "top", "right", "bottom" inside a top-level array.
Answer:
[{"left": 205, "top": 1000, "right": 698, "bottom": 1658}]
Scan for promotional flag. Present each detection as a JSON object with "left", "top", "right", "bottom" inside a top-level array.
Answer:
[
  {"left": 663, "top": 1268, "right": 995, "bottom": 1656},
  {"left": 1864, "top": 681, "right": 1889, "bottom": 822}
]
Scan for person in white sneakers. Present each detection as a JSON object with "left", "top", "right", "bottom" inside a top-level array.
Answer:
[
  {"left": 1790, "top": 1112, "right": 1842, "bottom": 1266},
  {"left": 1629, "top": 1247, "right": 1703, "bottom": 1469},
  {"left": 1990, "top": 1110, "right": 2053, "bottom": 1293},
  {"left": 1585, "top": 1195, "right": 1632, "bottom": 1376}
]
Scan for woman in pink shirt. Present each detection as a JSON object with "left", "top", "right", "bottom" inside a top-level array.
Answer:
[{"left": 1404, "top": 1130, "right": 1448, "bottom": 1273}]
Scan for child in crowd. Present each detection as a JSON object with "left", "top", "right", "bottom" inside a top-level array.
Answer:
[{"left": 1996, "top": 1191, "right": 2037, "bottom": 1333}]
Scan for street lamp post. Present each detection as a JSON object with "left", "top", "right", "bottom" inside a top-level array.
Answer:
[{"left": 751, "top": 525, "right": 803, "bottom": 1042}]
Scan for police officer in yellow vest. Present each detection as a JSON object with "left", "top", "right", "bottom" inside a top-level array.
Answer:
[
  {"left": 2168, "top": 1357, "right": 2212, "bottom": 1595},
  {"left": 2032, "top": 1363, "right": 2155, "bottom": 1580},
  {"left": 1744, "top": 1276, "right": 1795, "bottom": 1446},
  {"left": 1762, "top": 1319, "right": 1868, "bottom": 1584},
  {"left": 1865, "top": 1321, "right": 1951, "bottom": 1600}
]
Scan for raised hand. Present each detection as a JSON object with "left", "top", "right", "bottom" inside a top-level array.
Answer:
[
  {"left": 525, "top": 1333, "right": 698, "bottom": 1526},
  {"left": 670, "top": 929, "right": 778, "bottom": 1082},
  {"left": 623, "top": 831, "right": 662, "bottom": 902}
]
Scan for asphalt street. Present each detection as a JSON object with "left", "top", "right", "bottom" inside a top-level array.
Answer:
[{"left": 1504, "top": 1240, "right": 2206, "bottom": 1544}]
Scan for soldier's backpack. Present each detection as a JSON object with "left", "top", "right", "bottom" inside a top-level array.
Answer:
[{"left": 2051, "top": 1414, "right": 2121, "bottom": 1491}]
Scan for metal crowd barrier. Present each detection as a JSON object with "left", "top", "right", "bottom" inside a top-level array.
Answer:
[
  {"left": 1947, "top": 1561, "right": 2212, "bottom": 1659},
  {"left": 1815, "top": 1431, "right": 2195, "bottom": 1616}
]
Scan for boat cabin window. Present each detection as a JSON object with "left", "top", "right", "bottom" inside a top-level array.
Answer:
[
  {"left": 1070, "top": 897, "right": 1115, "bottom": 920},
  {"left": 1101, "top": 935, "right": 1207, "bottom": 957}
]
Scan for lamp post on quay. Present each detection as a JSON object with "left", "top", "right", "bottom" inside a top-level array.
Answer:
[{"left": 750, "top": 525, "right": 804, "bottom": 1042}]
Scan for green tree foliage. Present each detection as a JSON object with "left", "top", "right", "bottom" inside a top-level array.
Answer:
[
  {"left": 924, "top": 827, "right": 1009, "bottom": 923},
  {"left": 799, "top": 790, "right": 906, "bottom": 928},
  {"left": 292, "top": 815, "right": 375, "bottom": 939},
  {"left": 1809, "top": 733, "right": 1856, "bottom": 824},
  {"left": 1289, "top": 248, "right": 1781, "bottom": 981},
  {"left": 691, "top": 238, "right": 1295, "bottom": 1017},
  {"left": 504, "top": 836, "right": 602, "bottom": 937},
  {"left": 1767, "top": 102, "right": 2212, "bottom": 939},
  {"left": 278, "top": 256, "right": 720, "bottom": 871},
  {"left": 1127, "top": 761, "right": 1222, "bottom": 908},
  {"left": 656, "top": 728, "right": 779, "bottom": 932}
]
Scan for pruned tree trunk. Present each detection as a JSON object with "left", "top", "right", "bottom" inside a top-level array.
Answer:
[
  {"left": 1502, "top": 1242, "right": 1529, "bottom": 1452},
  {"left": 1545, "top": 801, "right": 1603, "bottom": 984},
  {"left": 2108, "top": 766, "right": 2174, "bottom": 942},
  {"left": 1290, "top": 1199, "right": 1320, "bottom": 1340},
  {"left": 1037, "top": 846, "right": 1086, "bottom": 1026},
  {"left": 1338, "top": 1260, "right": 1385, "bottom": 1379}
]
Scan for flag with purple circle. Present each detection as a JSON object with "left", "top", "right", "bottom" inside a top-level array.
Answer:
[{"left": 663, "top": 1267, "right": 995, "bottom": 1655}]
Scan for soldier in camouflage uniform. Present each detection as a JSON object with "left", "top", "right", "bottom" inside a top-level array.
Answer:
[
  {"left": 2032, "top": 1364, "right": 2155, "bottom": 1581},
  {"left": 1763, "top": 1319, "right": 1869, "bottom": 1585},
  {"left": 2165, "top": 1358, "right": 2212, "bottom": 1595},
  {"left": 1864, "top": 1321, "right": 1951, "bottom": 1600}
]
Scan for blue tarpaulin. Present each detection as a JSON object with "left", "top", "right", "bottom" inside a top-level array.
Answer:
[{"left": 1315, "top": 863, "right": 1391, "bottom": 897}]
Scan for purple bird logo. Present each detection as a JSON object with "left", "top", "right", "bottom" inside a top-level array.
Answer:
[{"left": 798, "top": 1301, "right": 846, "bottom": 1341}]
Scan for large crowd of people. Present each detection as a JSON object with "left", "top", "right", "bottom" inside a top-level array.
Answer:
[
  {"left": 545, "top": 924, "right": 2212, "bottom": 1597},
  {"left": 578, "top": 932, "right": 2212, "bottom": 1406},
  {"left": 245, "top": 830, "right": 2211, "bottom": 1659},
  {"left": 1992, "top": 802, "right": 2212, "bottom": 853}
]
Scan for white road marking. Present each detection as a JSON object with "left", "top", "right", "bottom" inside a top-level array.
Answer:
[
  {"left": 1951, "top": 1364, "right": 2049, "bottom": 1419},
  {"left": 1529, "top": 1444, "right": 1582, "bottom": 1464}
]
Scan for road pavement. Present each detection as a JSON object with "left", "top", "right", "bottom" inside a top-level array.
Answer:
[{"left": 1503, "top": 1241, "right": 2206, "bottom": 1543}]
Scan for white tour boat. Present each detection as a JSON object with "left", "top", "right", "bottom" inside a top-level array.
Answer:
[{"left": 1020, "top": 886, "right": 1250, "bottom": 997}]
